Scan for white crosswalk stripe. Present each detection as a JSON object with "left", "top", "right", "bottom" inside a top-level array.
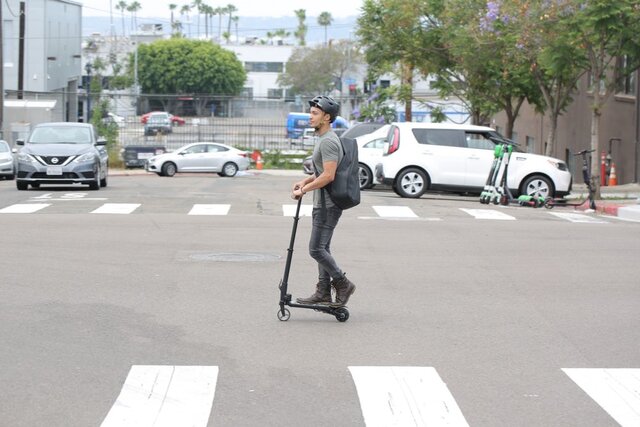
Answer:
[
  {"left": 282, "top": 204, "right": 313, "bottom": 217},
  {"left": 101, "top": 365, "right": 218, "bottom": 427},
  {"left": 0, "top": 203, "right": 50, "bottom": 213},
  {"left": 188, "top": 204, "right": 231, "bottom": 215},
  {"left": 91, "top": 365, "right": 638, "bottom": 426},
  {"left": 549, "top": 212, "right": 609, "bottom": 224},
  {"left": 460, "top": 208, "right": 516, "bottom": 220},
  {"left": 91, "top": 203, "right": 141, "bottom": 214},
  {"left": 349, "top": 366, "right": 469, "bottom": 427},
  {"left": 372, "top": 205, "right": 418, "bottom": 218},
  {"left": 563, "top": 368, "right": 640, "bottom": 427}
]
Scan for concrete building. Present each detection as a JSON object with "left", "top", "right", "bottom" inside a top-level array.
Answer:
[
  {"left": 493, "top": 70, "right": 639, "bottom": 185},
  {"left": 1, "top": 0, "right": 82, "bottom": 142}
]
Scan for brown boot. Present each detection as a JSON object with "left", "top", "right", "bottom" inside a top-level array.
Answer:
[
  {"left": 296, "top": 281, "right": 332, "bottom": 305},
  {"left": 331, "top": 274, "right": 356, "bottom": 306}
]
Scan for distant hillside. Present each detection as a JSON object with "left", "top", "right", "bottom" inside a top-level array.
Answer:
[{"left": 83, "top": 15, "right": 359, "bottom": 45}]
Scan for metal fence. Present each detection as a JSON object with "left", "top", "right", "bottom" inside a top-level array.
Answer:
[{"left": 115, "top": 116, "right": 316, "bottom": 152}]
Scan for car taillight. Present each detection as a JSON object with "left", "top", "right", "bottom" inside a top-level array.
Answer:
[
  {"left": 239, "top": 152, "right": 247, "bottom": 157},
  {"left": 387, "top": 127, "right": 400, "bottom": 155}
]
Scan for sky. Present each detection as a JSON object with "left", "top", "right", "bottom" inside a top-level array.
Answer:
[{"left": 80, "top": 0, "right": 364, "bottom": 18}]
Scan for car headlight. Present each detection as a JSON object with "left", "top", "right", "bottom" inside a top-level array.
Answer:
[
  {"left": 17, "top": 153, "right": 35, "bottom": 163},
  {"left": 547, "top": 159, "right": 568, "bottom": 171},
  {"left": 73, "top": 153, "right": 95, "bottom": 163}
]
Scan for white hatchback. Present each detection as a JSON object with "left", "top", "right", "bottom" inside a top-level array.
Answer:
[{"left": 374, "top": 122, "right": 572, "bottom": 198}]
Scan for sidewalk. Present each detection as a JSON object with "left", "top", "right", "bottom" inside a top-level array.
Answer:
[{"left": 567, "top": 183, "right": 640, "bottom": 220}]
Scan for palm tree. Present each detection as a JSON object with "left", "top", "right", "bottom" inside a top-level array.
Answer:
[
  {"left": 232, "top": 16, "right": 239, "bottom": 44},
  {"left": 215, "top": 6, "right": 225, "bottom": 42},
  {"left": 317, "top": 11, "right": 332, "bottom": 46},
  {"left": 201, "top": 4, "right": 214, "bottom": 39},
  {"left": 191, "top": 0, "right": 203, "bottom": 38},
  {"left": 169, "top": 3, "right": 177, "bottom": 34},
  {"left": 294, "top": 9, "right": 307, "bottom": 46},
  {"left": 127, "top": 1, "right": 142, "bottom": 33},
  {"left": 180, "top": 4, "right": 191, "bottom": 37},
  {"left": 226, "top": 4, "right": 237, "bottom": 37},
  {"left": 116, "top": 1, "right": 128, "bottom": 37}
]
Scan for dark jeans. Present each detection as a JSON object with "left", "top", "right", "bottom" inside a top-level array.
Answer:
[{"left": 309, "top": 206, "right": 343, "bottom": 284}]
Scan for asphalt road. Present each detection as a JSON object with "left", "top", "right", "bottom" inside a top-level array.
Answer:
[{"left": 0, "top": 172, "right": 638, "bottom": 427}]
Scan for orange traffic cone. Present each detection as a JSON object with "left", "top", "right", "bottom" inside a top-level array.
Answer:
[
  {"left": 256, "top": 154, "right": 264, "bottom": 170},
  {"left": 600, "top": 151, "right": 607, "bottom": 186},
  {"left": 608, "top": 162, "right": 618, "bottom": 186}
]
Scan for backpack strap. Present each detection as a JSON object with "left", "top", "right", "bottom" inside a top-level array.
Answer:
[{"left": 311, "top": 157, "right": 328, "bottom": 221}]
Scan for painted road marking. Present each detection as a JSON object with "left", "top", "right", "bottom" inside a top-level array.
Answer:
[
  {"left": 372, "top": 205, "right": 418, "bottom": 218},
  {"left": 460, "top": 208, "right": 516, "bottom": 220},
  {"left": 549, "top": 212, "right": 608, "bottom": 224},
  {"left": 101, "top": 365, "right": 218, "bottom": 427},
  {"left": 282, "top": 204, "right": 313, "bottom": 217},
  {"left": 188, "top": 204, "right": 231, "bottom": 215},
  {"left": 349, "top": 366, "right": 469, "bottom": 427},
  {"left": 0, "top": 203, "right": 50, "bottom": 213},
  {"left": 91, "top": 203, "right": 141, "bottom": 214},
  {"left": 563, "top": 368, "right": 640, "bottom": 427}
]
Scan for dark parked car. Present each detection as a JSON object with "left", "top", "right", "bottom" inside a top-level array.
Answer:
[
  {"left": 15, "top": 122, "right": 109, "bottom": 190},
  {"left": 144, "top": 112, "right": 173, "bottom": 136},
  {"left": 122, "top": 145, "right": 167, "bottom": 168}
]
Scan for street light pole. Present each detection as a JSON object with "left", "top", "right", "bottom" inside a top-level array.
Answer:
[{"left": 85, "top": 62, "right": 92, "bottom": 122}]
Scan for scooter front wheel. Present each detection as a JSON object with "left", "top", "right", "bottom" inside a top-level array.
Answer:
[
  {"left": 277, "top": 308, "right": 290, "bottom": 321},
  {"left": 334, "top": 307, "right": 349, "bottom": 322}
]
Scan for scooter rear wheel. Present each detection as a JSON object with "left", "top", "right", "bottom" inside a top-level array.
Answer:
[{"left": 277, "top": 308, "right": 290, "bottom": 321}]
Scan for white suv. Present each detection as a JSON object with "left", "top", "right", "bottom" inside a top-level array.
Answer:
[{"left": 375, "top": 122, "right": 572, "bottom": 199}]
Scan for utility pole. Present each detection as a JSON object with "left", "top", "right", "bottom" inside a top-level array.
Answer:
[
  {"left": 635, "top": 69, "right": 640, "bottom": 183},
  {"left": 17, "top": 2, "right": 25, "bottom": 99}
]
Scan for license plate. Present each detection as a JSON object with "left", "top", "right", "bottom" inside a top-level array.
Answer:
[
  {"left": 137, "top": 152, "right": 153, "bottom": 159},
  {"left": 46, "top": 166, "right": 63, "bottom": 176}
]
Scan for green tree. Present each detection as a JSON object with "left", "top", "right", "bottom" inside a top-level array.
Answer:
[
  {"left": 169, "top": 3, "right": 178, "bottom": 35},
  {"left": 294, "top": 9, "right": 307, "bottom": 46},
  {"left": 317, "top": 11, "right": 333, "bottom": 46},
  {"left": 357, "top": 0, "right": 426, "bottom": 121},
  {"left": 277, "top": 41, "right": 363, "bottom": 97},
  {"left": 568, "top": 0, "right": 640, "bottom": 198},
  {"left": 136, "top": 39, "right": 246, "bottom": 114},
  {"left": 500, "top": 0, "right": 587, "bottom": 157}
]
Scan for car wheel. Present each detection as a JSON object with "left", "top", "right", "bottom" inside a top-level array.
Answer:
[
  {"left": 222, "top": 162, "right": 238, "bottom": 177},
  {"left": 162, "top": 162, "right": 177, "bottom": 177},
  {"left": 16, "top": 181, "right": 28, "bottom": 190},
  {"left": 521, "top": 174, "right": 554, "bottom": 199},
  {"left": 100, "top": 169, "right": 108, "bottom": 187},
  {"left": 358, "top": 163, "right": 373, "bottom": 190},
  {"left": 396, "top": 168, "right": 428, "bottom": 198},
  {"left": 7, "top": 174, "right": 15, "bottom": 180}
]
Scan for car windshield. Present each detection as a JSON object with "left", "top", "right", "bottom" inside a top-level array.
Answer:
[
  {"left": 149, "top": 116, "right": 169, "bottom": 123},
  {"left": 29, "top": 127, "right": 92, "bottom": 144},
  {"left": 0, "top": 142, "right": 9, "bottom": 152}
]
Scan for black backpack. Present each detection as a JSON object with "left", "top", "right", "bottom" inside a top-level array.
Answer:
[{"left": 314, "top": 137, "right": 361, "bottom": 210}]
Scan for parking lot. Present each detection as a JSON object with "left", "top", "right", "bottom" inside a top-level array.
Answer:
[{"left": 0, "top": 172, "right": 639, "bottom": 426}]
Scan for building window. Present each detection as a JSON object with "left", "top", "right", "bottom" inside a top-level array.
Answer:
[
  {"left": 244, "top": 62, "right": 284, "bottom": 73},
  {"left": 616, "top": 56, "right": 636, "bottom": 96},
  {"left": 267, "top": 88, "right": 283, "bottom": 99},
  {"left": 526, "top": 136, "right": 535, "bottom": 153},
  {"left": 240, "top": 87, "right": 253, "bottom": 99}
]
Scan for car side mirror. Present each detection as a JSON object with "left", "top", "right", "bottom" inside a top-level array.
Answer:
[
  {"left": 96, "top": 137, "right": 107, "bottom": 146},
  {"left": 16, "top": 139, "right": 24, "bottom": 146}
]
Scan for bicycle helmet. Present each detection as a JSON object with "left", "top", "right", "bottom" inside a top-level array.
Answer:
[{"left": 308, "top": 95, "right": 340, "bottom": 123}]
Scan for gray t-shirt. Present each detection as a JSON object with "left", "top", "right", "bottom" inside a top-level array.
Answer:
[{"left": 312, "top": 129, "right": 343, "bottom": 208}]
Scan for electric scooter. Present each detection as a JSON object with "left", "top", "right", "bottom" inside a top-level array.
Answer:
[
  {"left": 544, "top": 149, "right": 597, "bottom": 210},
  {"left": 277, "top": 196, "right": 350, "bottom": 322}
]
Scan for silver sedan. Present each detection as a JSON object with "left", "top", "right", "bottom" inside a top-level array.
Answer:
[
  {"left": 145, "top": 142, "right": 250, "bottom": 177},
  {"left": 0, "top": 140, "right": 16, "bottom": 180}
]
